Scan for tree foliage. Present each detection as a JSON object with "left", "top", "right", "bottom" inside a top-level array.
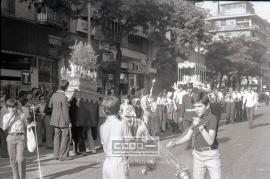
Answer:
[
  {"left": 152, "top": 0, "right": 211, "bottom": 92},
  {"left": 23, "top": 0, "right": 211, "bottom": 94},
  {"left": 206, "top": 35, "right": 266, "bottom": 88},
  {"left": 90, "top": 0, "right": 168, "bottom": 95}
]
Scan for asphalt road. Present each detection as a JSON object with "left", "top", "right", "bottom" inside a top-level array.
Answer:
[{"left": 1, "top": 103, "right": 269, "bottom": 179}]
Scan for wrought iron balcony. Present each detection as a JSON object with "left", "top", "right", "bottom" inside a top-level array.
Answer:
[
  {"left": 37, "top": 7, "right": 62, "bottom": 27},
  {"left": 1, "top": 0, "right": 15, "bottom": 14}
]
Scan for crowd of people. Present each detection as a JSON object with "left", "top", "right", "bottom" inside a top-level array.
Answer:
[{"left": 0, "top": 79, "right": 269, "bottom": 179}]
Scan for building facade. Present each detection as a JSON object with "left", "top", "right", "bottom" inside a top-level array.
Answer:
[
  {"left": 199, "top": 1, "right": 270, "bottom": 89},
  {"left": 1, "top": 0, "right": 157, "bottom": 97},
  {"left": 1, "top": 0, "right": 63, "bottom": 97}
]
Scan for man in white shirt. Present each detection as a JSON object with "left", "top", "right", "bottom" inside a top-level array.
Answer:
[
  {"left": 235, "top": 88, "right": 243, "bottom": 122},
  {"left": 173, "top": 84, "right": 187, "bottom": 133},
  {"left": 242, "top": 86, "right": 258, "bottom": 129},
  {"left": 140, "top": 90, "right": 151, "bottom": 132},
  {"left": 265, "top": 90, "right": 270, "bottom": 105},
  {"left": 225, "top": 87, "right": 237, "bottom": 124}
]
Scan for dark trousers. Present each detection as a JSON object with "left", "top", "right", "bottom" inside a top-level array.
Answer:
[
  {"left": 6, "top": 134, "right": 26, "bottom": 179},
  {"left": 246, "top": 107, "right": 254, "bottom": 129},
  {"left": 0, "top": 129, "right": 8, "bottom": 158},
  {"left": 235, "top": 101, "right": 243, "bottom": 122},
  {"left": 266, "top": 96, "right": 269, "bottom": 105},
  {"left": 171, "top": 121, "right": 180, "bottom": 133},
  {"left": 44, "top": 115, "right": 53, "bottom": 147},
  {"left": 226, "top": 102, "right": 235, "bottom": 123},
  {"left": 53, "top": 127, "right": 70, "bottom": 159},
  {"left": 72, "top": 126, "right": 86, "bottom": 153},
  {"left": 157, "top": 106, "right": 166, "bottom": 132},
  {"left": 36, "top": 115, "right": 45, "bottom": 145}
]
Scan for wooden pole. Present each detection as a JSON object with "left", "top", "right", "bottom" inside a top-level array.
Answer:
[{"left": 88, "top": 3, "right": 91, "bottom": 44}]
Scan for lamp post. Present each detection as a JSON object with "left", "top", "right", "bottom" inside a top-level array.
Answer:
[
  {"left": 261, "top": 51, "right": 270, "bottom": 92},
  {"left": 261, "top": 61, "right": 263, "bottom": 92}
]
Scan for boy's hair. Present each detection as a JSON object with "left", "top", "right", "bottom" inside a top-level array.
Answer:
[
  {"left": 6, "top": 98, "right": 18, "bottom": 107},
  {"left": 59, "top": 80, "right": 69, "bottom": 91},
  {"left": 191, "top": 92, "right": 210, "bottom": 106},
  {"left": 101, "top": 96, "right": 120, "bottom": 116}
]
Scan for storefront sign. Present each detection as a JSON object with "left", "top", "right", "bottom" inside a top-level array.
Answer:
[
  {"left": 127, "top": 61, "right": 148, "bottom": 74},
  {"left": 21, "top": 71, "right": 31, "bottom": 85},
  {"left": 77, "top": 19, "right": 88, "bottom": 33},
  {"left": 76, "top": 19, "right": 96, "bottom": 35},
  {"left": 108, "top": 74, "right": 113, "bottom": 80}
]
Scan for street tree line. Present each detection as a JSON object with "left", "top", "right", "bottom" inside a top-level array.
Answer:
[
  {"left": 22, "top": 0, "right": 267, "bottom": 93},
  {"left": 24, "top": 0, "right": 211, "bottom": 94},
  {"left": 205, "top": 35, "right": 267, "bottom": 89}
]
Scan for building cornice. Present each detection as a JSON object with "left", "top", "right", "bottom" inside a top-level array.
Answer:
[
  {"left": 1, "top": 11, "right": 64, "bottom": 29},
  {"left": 1, "top": 11, "right": 39, "bottom": 26},
  {"left": 209, "top": 26, "right": 254, "bottom": 33},
  {"left": 1, "top": 49, "right": 56, "bottom": 61},
  {"left": 207, "top": 13, "right": 255, "bottom": 21}
]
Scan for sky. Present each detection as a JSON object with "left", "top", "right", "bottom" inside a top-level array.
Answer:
[{"left": 197, "top": 1, "right": 270, "bottom": 23}]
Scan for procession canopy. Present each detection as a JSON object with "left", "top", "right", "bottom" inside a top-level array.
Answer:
[
  {"left": 178, "top": 61, "right": 196, "bottom": 69},
  {"left": 177, "top": 60, "right": 210, "bottom": 92}
]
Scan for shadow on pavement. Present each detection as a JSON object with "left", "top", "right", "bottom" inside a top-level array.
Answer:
[
  {"left": 252, "top": 123, "right": 270, "bottom": 129},
  {"left": 40, "top": 162, "right": 100, "bottom": 179},
  {"left": 217, "top": 137, "right": 231, "bottom": 144},
  {"left": 254, "top": 114, "right": 264, "bottom": 120}
]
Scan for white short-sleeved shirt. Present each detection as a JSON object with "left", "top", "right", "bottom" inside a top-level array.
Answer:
[
  {"left": 173, "top": 90, "right": 187, "bottom": 105},
  {"left": 243, "top": 91, "right": 257, "bottom": 107},
  {"left": 100, "top": 115, "right": 131, "bottom": 157},
  {"left": 0, "top": 105, "right": 8, "bottom": 129},
  {"left": 235, "top": 92, "right": 243, "bottom": 101},
  {"left": 3, "top": 112, "right": 27, "bottom": 134}
]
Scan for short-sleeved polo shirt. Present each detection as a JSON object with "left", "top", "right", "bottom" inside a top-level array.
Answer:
[{"left": 192, "top": 109, "right": 219, "bottom": 148}]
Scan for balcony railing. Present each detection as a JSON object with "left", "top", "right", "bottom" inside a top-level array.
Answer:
[
  {"left": 1, "top": 0, "right": 15, "bottom": 14},
  {"left": 37, "top": 7, "right": 62, "bottom": 26},
  {"left": 209, "top": 24, "right": 252, "bottom": 32}
]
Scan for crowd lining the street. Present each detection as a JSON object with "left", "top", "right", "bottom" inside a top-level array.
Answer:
[{"left": 0, "top": 80, "right": 269, "bottom": 179}]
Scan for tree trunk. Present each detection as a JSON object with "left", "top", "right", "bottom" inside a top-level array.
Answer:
[
  {"left": 246, "top": 75, "right": 249, "bottom": 86},
  {"left": 114, "top": 41, "right": 122, "bottom": 96},
  {"left": 237, "top": 73, "right": 241, "bottom": 87},
  {"left": 227, "top": 75, "right": 231, "bottom": 88},
  {"left": 232, "top": 76, "right": 236, "bottom": 90},
  {"left": 218, "top": 73, "right": 224, "bottom": 89}
]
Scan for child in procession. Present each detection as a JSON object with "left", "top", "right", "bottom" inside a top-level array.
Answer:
[
  {"left": 3, "top": 98, "right": 36, "bottom": 179},
  {"left": 100, "top": 96, "right": 131, "bottom": 179},
  {"left": 166, "top": 92, "right": 221, "bottom": 179}
]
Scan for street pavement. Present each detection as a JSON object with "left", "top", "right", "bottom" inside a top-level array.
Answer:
[{"left": 0, "top": 103, "right": 269, "bottom": 179}]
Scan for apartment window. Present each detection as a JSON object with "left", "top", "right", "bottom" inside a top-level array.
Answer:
[
  {"left": 106, "top": 19, "right": 120, "bottom": 33},
  {"left": 128, "top": 34, "right": 144, "bottom": 50},
  {"left": 1, "top": 0, "right": 15, "bottom": 14},
  {"left": 102, "top": 51, "right": 114, "bottom": 62},
  {"left": 236, "top": 20, "right": 249, "bottom": 28},
  {"left": 39, "top": 59, "right": 56, "bottom": 83},
  {"left": 221, "top": 20, "right": 226, "bottom": 26}
]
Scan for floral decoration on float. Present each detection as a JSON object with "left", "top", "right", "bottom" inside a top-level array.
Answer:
[{"left": 60, "top": 41, "right": 100, "bottom": 101}]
